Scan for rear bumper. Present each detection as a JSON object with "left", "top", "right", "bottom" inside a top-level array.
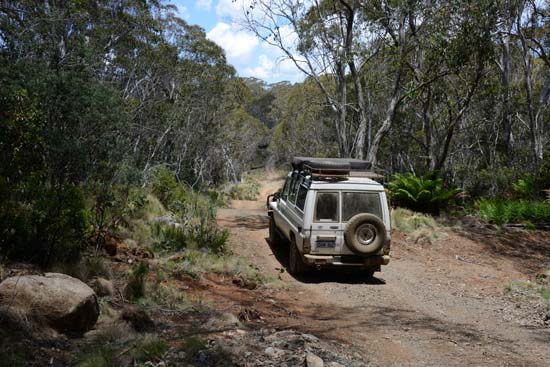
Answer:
[{"left": 303, "top": 254, "right": 390, "bottom": 268}]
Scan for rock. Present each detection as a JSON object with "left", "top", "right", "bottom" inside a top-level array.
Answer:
[
  {"left": 89, "top": 277, "right": 114, "bottom": 297},
  {"left": 154, "top": 215, "right": 177, "bottom": 225},
  {"left": 131, "top": 246, "right": 154, "bottom": 259},
  {"left": 232, "top": 276, "right": 258, "bottom": 290},
  {"left": 302, "top": 333, "right": 320, "bottom": 343},
  {"left": 0, "top": 273, "right": 99, "bottom": 334},
  {"left": 120, "top": 305, "right": 154, "bottom": 332},
  {"left": 103, "top": 234, "right": 119, "bottom": 256},
  {"left": 168, "top": 252, "right": 186, "bottom": 262},
  {"left": 264, "top": 346, "right": 285, "bottom": 358},
  {"left": 306, "top": 352, "right": 324, "bottom": 367},
  {"left": 204, "top": 312, "right": 242, "bottom": 330},
  {"left": 326, "top": 362, "right": 346, "bottom": 367}
]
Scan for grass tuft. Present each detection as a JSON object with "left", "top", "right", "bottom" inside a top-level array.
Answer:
[{"left": 392, "top": 208, "right": 447, "bottom": 244}]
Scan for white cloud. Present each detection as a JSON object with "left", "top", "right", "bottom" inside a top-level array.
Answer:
[
  {"left": 174, "top": 3, "right": 190, "bottom": 20},
  {"left": 242, "top": 54, "right": 274, "bottom": 80},
  {"left": 195, "top": 0, "right": 212, "bottom": 11},
  {"left": 243, "top": 53, "right": 304, "bottom": 83},
  {"left": 207, "top": 22, "right": 259, "bottom": 64},
  {"left": 216, "top": 0, "right": 247, "bottom": 19}
]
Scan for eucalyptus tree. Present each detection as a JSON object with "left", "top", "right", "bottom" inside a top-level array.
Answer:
[
  {"left": 514, "top": 0, "right": 550, "bottom": 172},
  {"left": 245, "top": 0, "right": 375, "bottom": 158}
]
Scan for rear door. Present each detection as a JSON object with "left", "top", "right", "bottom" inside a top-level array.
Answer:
[
  {"left": 310, "top": 191, "right": 344, "bottom": 254},
  {"left": 341, "top": 191, "right": 384, "bottom": 255}
]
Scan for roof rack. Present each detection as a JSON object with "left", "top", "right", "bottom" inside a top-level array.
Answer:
[{"left": 292, "top": 157, "right": 382, "bottom": 180}]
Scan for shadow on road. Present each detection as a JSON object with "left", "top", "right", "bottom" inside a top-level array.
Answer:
[
  {"left": 221, "top": 214, "right": 269, "bottom": 230},
  {"left": 265, "top": 237, "right": 386, "bottom": 285}
]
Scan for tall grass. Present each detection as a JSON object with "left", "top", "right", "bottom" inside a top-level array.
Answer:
[
  {"left": 391, "top": 208, "right": 448, "bottom": 243},
  {"left": 476, "top": 199, "right": 550, "bottom": 225}
]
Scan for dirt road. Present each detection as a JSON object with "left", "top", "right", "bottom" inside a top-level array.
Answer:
[{"left": 217, "top": 174, "right": 550, "bottom": 367}]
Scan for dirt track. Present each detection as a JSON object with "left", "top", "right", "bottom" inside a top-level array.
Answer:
[{"left": 217, "top": 174, "right": 550, "bottom": 367}]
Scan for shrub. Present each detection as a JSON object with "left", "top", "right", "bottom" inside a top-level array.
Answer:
[
  {"left": 513, "top": 175, "right": 536, "bottom": 199},
  {"left": 150, "top": 166, "right": 179, "bottom": 207},
  {"left": 130, "top": 335, "right": 167, "bottom": 362},
  {"left": 388, "top": 173, "right": 461, "bottom": 215},
  {"left": 475, "top": 199, "right": 550, "bottom": 225},
  {"left": 153, "top": 223, "right": 229, "bottom": 254},
  {"left": 0, "top": 181, "right": 89, "bottom": 266},
  {"left": 125, "top": 262, "right": 149, "bottom": 300}
]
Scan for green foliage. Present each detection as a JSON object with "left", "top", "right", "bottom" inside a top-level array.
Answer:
[
  {"left": 388, "top": 173, "right": 461, "bottom": 214},
  {"left": 0, "top": 180, "right": 89, "bottom": 266},
  {"left": 540, "top": 288, "right": 550, "bottom": 300},
  {"left": 228, "top": 180, "right": 261, "bottom": 201},
  {"left": 151, "top": 167, "right": 180, "bottom": 208},
  {"left": 130, "top": 335, "right": 168, "bottom": 362},
  {"left": 513, "top": 175, "right": 536, "bottom": 199},
  {"left": 0, "top": 327, "right": 28, "bottom": 367},
  {"left": 475, "top": 199, "right": 550, "bottom": 225},
  {"left": 77, "top": 326, "right": 167, "bottom": 367},
  {"left": 125, "top": 262, "right": 149, "bottom": 300},
  {"left": 178, "top": 337, "right": 207, "bottom": 361},
  {"left": 153, "top": 223, "right": 229, "bottom": 254},
  {"left": 77, "top": 346, "right": 118, "bottom": 367}
]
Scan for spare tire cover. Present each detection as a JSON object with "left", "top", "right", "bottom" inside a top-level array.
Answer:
[{"left": 345, "top": 213, "right": 386, "bottom": 255}]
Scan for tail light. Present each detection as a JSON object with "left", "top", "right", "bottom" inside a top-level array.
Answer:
[
  {"left": 383, "top": 239, "right": 391, "bottom": 255},
  {"left": 303, "top": 237, "right": 311, "bottom": 254}
]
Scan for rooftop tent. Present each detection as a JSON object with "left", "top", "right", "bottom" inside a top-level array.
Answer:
[
  {"left": 292, "top": 157, "right": 372, "bottom": 175},
  {"left": 291, "top": 157, "right": 379, "bottom": 179}
]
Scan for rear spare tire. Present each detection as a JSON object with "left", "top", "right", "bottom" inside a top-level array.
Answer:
[{"left": 345, "top": 213, "right": 386, "bottom": 255}]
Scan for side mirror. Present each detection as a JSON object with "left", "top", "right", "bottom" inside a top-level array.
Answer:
[{"left": 267, "top": 192, "right": 281, "bottom": 209}]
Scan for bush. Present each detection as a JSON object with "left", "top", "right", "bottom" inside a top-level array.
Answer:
[
  {"left": 388, "top": 173, "right": 461, "bottom": 215},
  {"left": 475, "top": 199, "right": 550, "bottom": 225},
  {"left": 150, "top": 166, "right": 179, "bottom": 207},
  {"left": 513, "top": 175, "right": 536, "bottom": 199},
  {"left": 153, "top": 223, "right": 229, "bottom": 254},
  {"left": 125, "top": 262, "right": 149, "bottom": 300},
  {"left": 0, "top": 180, "right": 89, "bottom": 266}
]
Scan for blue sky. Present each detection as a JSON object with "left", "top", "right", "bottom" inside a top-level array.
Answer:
[{"left": 169, "top": 0, "right": 304, "bottom": 84}]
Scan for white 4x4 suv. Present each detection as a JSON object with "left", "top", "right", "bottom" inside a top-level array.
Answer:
[{"left": 267, "top": 157, "right": 391, "bottom": 275}]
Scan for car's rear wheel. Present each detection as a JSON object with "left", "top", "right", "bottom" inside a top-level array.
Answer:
[
  {"left": 345, "top": 213, "right": 386, "bottom": 255},
  {"left": 288, "top": 237, "right": 307, "bottom": 275}
]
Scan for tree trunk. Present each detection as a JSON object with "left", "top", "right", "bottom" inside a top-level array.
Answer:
[{"left": 517, "top": 15, "right": 540, "bottom": 172}]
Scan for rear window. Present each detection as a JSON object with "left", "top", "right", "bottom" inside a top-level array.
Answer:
[
  {"left": 342, "top": 192, "right": 382, "bottom": 221},
  {"left": 314, "top": 192, "right": 339, "bottom": 222}
]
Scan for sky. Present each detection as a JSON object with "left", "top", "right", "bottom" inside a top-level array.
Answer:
[{"left": 170, "top": 0, "right": 305, "bottom": 84}]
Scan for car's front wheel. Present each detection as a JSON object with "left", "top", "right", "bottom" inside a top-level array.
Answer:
[
  {"left": 268, "top": 215, "right": 280, "bottom": 246},
  {"left": 288, "top": 237, "right": 307, "bottom": 275}
]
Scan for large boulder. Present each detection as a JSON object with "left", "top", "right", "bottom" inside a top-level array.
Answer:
[{"left": 0, "top": 273, "right": 99, "bottom": 334}]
